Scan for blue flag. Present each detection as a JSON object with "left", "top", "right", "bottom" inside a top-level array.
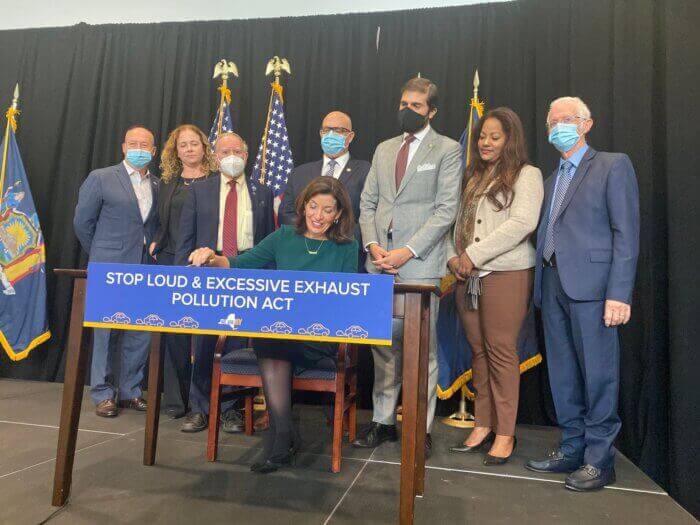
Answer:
[
  {"left": 0, "top": 127, "right": 50, "bottom": 361},
  {"left": 436, "top": 93, "right": 541, "bottom": 400},
  {"left": 251, "top": 84, "right": 294, "bottom": 215}
]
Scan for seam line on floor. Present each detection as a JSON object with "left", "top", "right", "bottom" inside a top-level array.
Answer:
[
  {"left": 365, "top": 458, "right": 669, "bottom": 496},
  {"left": 0, "top": 424, "right": 151, "bottom": 480},
  {"left": 0, "top": 420, "right": 127, "bottom": 436},
  {"left": 322, "top": 448, "right": 376, "bottom": 525}
]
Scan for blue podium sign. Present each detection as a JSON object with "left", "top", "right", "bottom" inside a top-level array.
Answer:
[{"left": 83, "top": 263, "right": 394, "bottom": 346}]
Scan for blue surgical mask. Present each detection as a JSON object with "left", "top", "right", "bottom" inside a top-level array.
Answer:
[
  {"left": 125, "top": 149, "right": 152, "bottom": 169},
  {"left": 321, "top": 132, "right": 347, "bottom": 156},
  {"left": 548, "top": 123, "right": 580, "bottom": 153}
]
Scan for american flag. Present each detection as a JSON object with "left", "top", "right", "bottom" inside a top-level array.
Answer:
[
  {"left": 251, "top": 88, "right": 293, "bottom": 211},
  {"left": 208, "top": 101, "right": 233, "bottom": 146}
]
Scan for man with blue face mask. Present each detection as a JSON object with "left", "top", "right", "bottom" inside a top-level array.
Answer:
[
  {"left": 74, "top": 125, "right": 160, "bottom": 418},
  {"left": 526, "top": 97, "right": 640, "bottom": 492},
  {"left": 279, "top": 111, "right": 370, "bottom": 267}
]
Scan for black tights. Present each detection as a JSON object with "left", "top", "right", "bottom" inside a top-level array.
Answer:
[{"left": 258, "top": 357, "right": 296, "bottom": 459}]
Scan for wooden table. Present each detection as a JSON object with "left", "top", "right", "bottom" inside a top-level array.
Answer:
[{"left": 51, "top": 269, "right": 435, "bottom": 524}]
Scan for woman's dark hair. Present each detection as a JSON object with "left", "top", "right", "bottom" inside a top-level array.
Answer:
[
  {"left": 294, "top": 176, "right": 355, "bottom": 243},
  {"left": 465, "top": 107, "right": 529, "bottom": 210}
]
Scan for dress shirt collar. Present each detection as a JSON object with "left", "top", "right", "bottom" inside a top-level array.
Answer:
[
  {"left": 323, "top": 151, "right": 350, "bottom": 171},
  {"left": 403, "top": 123, "right": 431, "bottom": 144},
  {"left": 123, "top": 160, "right": 150, "bottom": 180},
  {"left": 559, "top": 143, "right": 588, "bottom": 170},
  {"left": 221, "top": 172, "right": 246, "bottom": 189}
]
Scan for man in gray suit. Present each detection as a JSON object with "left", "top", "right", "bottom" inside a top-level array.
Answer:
[
  {"left": 74, "top": 125, "right": 160, "bottom": 418},
  {"left": 353, "top": 77, "right": 462, "bottom": 454}
]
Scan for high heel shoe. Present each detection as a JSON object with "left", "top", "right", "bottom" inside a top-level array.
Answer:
[
  {"left": 449, "top": 431, "right": 496, "bottom": 453},
  {"left": 483, "top": 437, "right": 517, "bottom": 466}
]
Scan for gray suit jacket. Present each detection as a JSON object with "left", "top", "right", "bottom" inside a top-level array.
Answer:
[
  {"left": 359, "top": 127, "right": 462, "bottom": 279},
  {"left": 73, "top": 162, "right": 159, "bottom": 263}
]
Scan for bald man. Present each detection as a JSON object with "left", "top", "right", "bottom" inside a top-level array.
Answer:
[
  {"left": 279, "top": 111, "right": 370, "bottom": 264},
  {"left": 74, "top": 125, "right": 160, "bottom": 417}
]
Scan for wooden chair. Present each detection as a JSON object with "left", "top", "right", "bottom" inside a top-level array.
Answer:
[{"left": 206, "top": 335, "right": 358, "bottom": 473}]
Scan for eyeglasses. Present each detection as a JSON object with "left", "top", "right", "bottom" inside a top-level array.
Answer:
[
  {"left": 320, "top": 127, "right": 351, "bottom": 135},
  {"left": 546, "top": 115, "right": 587, "bottom": 130}
]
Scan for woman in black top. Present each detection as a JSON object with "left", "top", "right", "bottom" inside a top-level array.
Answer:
[{"left": 151, "top": 124, "right": 218, "bottom": 418}]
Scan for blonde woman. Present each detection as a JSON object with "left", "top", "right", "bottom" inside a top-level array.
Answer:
[{"left": 151, "top": 124, "right": 217, "bottom": 419}]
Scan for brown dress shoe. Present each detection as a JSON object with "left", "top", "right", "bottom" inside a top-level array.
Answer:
[
  {"left": 96, "top": 399, "right": 118, "bottom": 418},
  {"left": 119, "top": 397, "right": 147, "bottom": 411}
]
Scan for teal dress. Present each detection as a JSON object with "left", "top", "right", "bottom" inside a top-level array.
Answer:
[{"left": 227, "top": 225, "right": 359, "bottom": 369}]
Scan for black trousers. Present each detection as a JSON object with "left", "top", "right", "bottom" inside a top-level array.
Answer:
[{"left": 156, "top": 251, "right": 192, "bottom": 412}]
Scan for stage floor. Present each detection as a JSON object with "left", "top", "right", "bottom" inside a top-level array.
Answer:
[{"left": 0, "top": 379, "right": 694, "bottom": 524}]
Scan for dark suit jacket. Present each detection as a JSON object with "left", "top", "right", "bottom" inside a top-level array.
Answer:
[
  {"left": 73, "top": 162, "right": 159, "bottom": 263},
  {"left": 279, "top": 156, "right": 370, "bottom": 270},
  {"left": 534, "top": 146, "right": 640, "bottom": 306},
  {"left": 279, "top": 156, "right": 370, "bottom": 227},
  {"left": 174, "top": 173, "right": 275, "bottom": 265},
  {"left": 152, "top": 173, "right": 185, "bottom": 254}
]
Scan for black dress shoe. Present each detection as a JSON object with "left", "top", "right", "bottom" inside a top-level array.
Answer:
[
  {"left": 450, "top": 431, "right": 496, "bottom": 453},
  {"left": 95, "top": 399, "right": 118, "bottom": 418},
  {"left": 221, "top": 409, "right": 245, "bottom": 434},
  {"left": 351, "top": 422, "right": 398, "bottom": 449},
  {"left": 119, "top": 397, "right": 147, "bottom": 411},
  {"left": 180, "top": 412, "right": 208, "bottom": 433},
  {"left": 525, "top": 450, "right": 583, "bottom": 473},
  {"left": 165, "top": 406, "right": 186, "bottom": 419},
  {"left": 483, "top": 437, "right": 517, "bottom": 466},
  {"left": 251, "top": 450, "right": 296, "bottom": 474},
  {"left": 565, "top": 465, "right": 615, "bottom": 491}
]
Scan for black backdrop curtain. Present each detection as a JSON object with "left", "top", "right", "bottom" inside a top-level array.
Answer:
[{"left": 0, "top": 0, "right": 697, "bottom": 516}]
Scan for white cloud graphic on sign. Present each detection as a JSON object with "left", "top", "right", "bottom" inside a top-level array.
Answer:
[
  {"left": 261, "top": 321, "right": 293, "bottom": 334},
  {"left": 169, "top": 316, "right": 199, "bottom": 329},
  {"left": 336, "top": 325, "right": 369, "bottom": 339},
  {"left": 136, "top": 314, "right": 165, "bottom": 327},
  {"left": 103, "top": 312, "right": 131, "bottom": 324},
  {"left": 298, "top": 323, "right": 330, "bottom": 337}
]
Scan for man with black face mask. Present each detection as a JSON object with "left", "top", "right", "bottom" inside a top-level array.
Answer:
[{"left": 355, "top": 77, "right": 462, "bottom": 456}]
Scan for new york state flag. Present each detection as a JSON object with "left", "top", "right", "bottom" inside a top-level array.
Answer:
[{"left": 0, "top": 126, "right": 50, "bottom": 361}]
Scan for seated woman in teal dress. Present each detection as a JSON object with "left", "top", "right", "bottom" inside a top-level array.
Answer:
[{"left": 188, "top": 176, "right": 358, "bottom": 473}]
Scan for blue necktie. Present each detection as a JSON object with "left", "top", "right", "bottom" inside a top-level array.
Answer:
[
  {"left": 543, "top": 161, "right": 574, "bottom": 262},
  {"left": 324, "top": 158, "right": 338, "bottom": 178}
]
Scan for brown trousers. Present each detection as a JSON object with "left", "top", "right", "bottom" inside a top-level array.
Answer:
[{"left": 455, "top": 269, "right": 534, "bottom": 436}]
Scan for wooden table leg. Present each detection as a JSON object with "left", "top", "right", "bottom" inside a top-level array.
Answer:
[
  {"left": 52, "top": 279, "right": 90, "bottom": 507},
  {"left": 399, "top": 292, "right": 422, "bottom": 525},
  {"left": 143, "top": 332, "right": 163, "bottom": 466},
  {"left": 414, "top": 292, "right": 431, "bottom": 497}
]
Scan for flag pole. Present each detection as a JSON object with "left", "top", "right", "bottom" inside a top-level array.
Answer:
[
  {"left": 259, "top": 56, "right": 291, "bottom": 185},
  {"left": 0, "top": 83, "right": 19, "bottom": 204},
  {"left": 464, "top": 70, "right": 479, "bottom": 167},
  {"left": 441, "top": 70, "right": 482, "bottom": 430}
]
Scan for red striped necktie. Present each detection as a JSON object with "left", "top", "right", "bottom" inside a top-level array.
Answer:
[{"left": 222, "top": 179, "right": 238, "bottom": 257}]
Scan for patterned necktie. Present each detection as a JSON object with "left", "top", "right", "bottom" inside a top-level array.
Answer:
[
  {"left": 324, "top": 158, "right": 338, "bottom": 178},
  {"left": 542, "top": 161, "right": 575, "bottom": 262},
  {"left": 395, "top": 134, "right": 416, "bottom": 189},
  {"left": 222, "top": 179, "right": 238, "bottom": 257}
]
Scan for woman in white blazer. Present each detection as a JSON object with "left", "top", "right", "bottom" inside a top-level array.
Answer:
[{"left": 447, "top": 107, "right": 544, "bottom": 465}]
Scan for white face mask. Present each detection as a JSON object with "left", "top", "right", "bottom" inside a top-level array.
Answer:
[{"left": 219, "top": 155, "right": 246, "bottom": 178}]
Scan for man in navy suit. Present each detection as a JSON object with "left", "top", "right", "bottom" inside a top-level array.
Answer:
[
  {"left": 526, "top": 97, "right": 640, "bottom": 491},
  {"left": 176, "top": 132, "right": 275, "bottom": 433},
  {"left": 74, "top": 125, "right": 160, "bottom": 417},
  {"left": 279, "top": 110, "right": 370, "bottom": 267}
]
